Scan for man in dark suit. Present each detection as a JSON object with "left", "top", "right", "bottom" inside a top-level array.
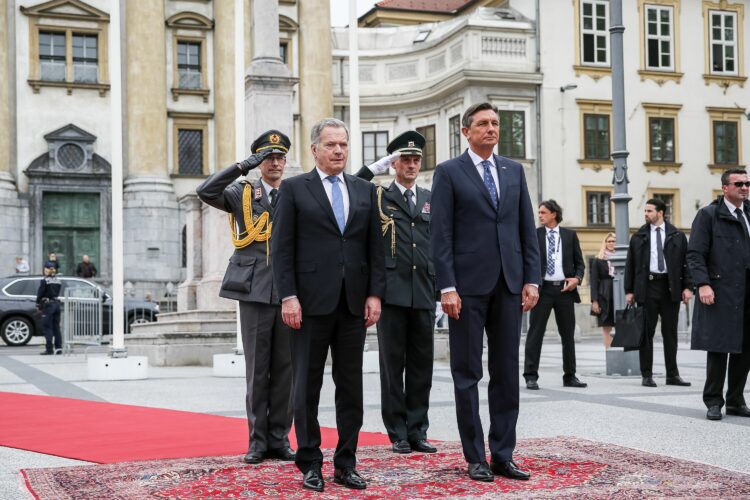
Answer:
[
  {"left": 523, "top": 200, "right": 586, "bottom": 390},
  {"left": 624, "top": 198, "right": 693, "bottom": 388},
  {"left": 272, "top": 118, "right": 385, "bottom": 492},
  {"left": 431, "top": 102, "right": 540, "bottom": 482},
  {"left": 355, "top": 131, "right": 438, "bottom": 455},
  {"left": 196, "top": 130, "right": 294, "bottom": 465},
  {"left": 688, "top": 169, "right": 750, "bottom": 421}
]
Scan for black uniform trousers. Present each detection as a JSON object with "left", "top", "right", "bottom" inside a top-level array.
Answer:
[
  {"left": 42, "top": 300, "right": 62, "bottom": 352},
  {"left": 639, "top": 277, "right": 681, "bottom": 378},
  {"left": 239, "top": 302, "right": 293, "bottom": 453},
  {"left": 377, "top": 304, "right": 434, "bottom": 443},
  {"left": 704, "top": 272, "right": 750, "bottom": 409},
  {"left": 523, "top": 282, "right": 577, "bottom": 382},
  {"left": 449, "top": 271, "right": 521, "bottom": 464},
  {"left": 291, "top": 286, "right": 366, "bottom": 473}
]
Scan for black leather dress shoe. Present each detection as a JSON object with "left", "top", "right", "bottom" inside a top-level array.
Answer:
[
  {"left": 490, "top": 460, "right": 531, "bottom": 480},
  {"left": 526, "top": 380, "right": 540, "bottom": 390},
  {"left": 726, "top": 405, "right": 750, "bottom": 417},
  {"left": 243, "top": 451, "right": 265, "bottom": 464},
  {"left": 334, "top": 468, "right": 367, "bottom": 489},
  {"left": 665, "top": 376, "right": 691, "bottom": 386},
  {"left": 392, "top": 440, "right": 412, "bottom": 454},
  {"left": 266, "top": 447, "right": 296, "bottom": 461},
  {"left": 563, "top": 377, "right": 588, "bottom": 388},
  {"left": 39, "top": 351, "right": 54, "bottom": 356},
  {"left": 303, "top": 468, "right": 325, "bottom": 492},
  {"left": 706, "top": 405, "right": 723, "bottom": 420},
  {"left": 642, "top": 377, "right": 657, "bottom": 387},
  {"left": 410, "top": 439, "right": 437, "bottom": 453},
  {"left": 468, "top": 462, "right": 494, "bottom": 482}
]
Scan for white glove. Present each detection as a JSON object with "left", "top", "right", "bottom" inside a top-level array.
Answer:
[{"left": 367, "top": 152, "right": 400, "bottom": 175}]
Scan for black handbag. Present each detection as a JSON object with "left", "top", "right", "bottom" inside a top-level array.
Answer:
[{"left": 612, "top": 304, "right": 645, "bottom": 349}]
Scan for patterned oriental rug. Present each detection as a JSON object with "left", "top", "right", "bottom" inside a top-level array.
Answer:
[{"left": 22, "top": 437, "right": 750, "bottom": 499}]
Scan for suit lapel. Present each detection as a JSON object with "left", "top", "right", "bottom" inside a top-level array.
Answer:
[
  {"left": 305, "top": 170, "right": 340, "bottom": 231},
  {"left": 458, "top": 151, "right": 495, "bottom": 210},
  {"left": 386, "top": 182, "right": 411, "bottom": 217},
  {"left": 494, "top": 154, "right": 509, "bottom": 213},
  {"left": 343, "top": 173, "right": 358, "bottom": 231},
  {"left": 538, "top": 227, "right": 546, "bottom": 272}
]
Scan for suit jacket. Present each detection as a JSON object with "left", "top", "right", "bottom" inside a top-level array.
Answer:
[
  {"left": 536, "top": 226, "right": 585, "bottom": 303},
  {"left": 355, "top": 167, "right": 436, "bottom": 309},
  {"left": 196, "top": 164, "right": 278, "bottom": 304},
  {"left": 271, "top": 169, "right": 386, "bottom": 316},
  {"left": 623, "top": 222, "right": 692, "bottom": 303},
  {"left": 430, "top": 151, "right": 540, "bottom": 295}
]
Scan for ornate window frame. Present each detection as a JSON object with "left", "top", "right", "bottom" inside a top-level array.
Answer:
[
  {"left": 642, "top": 103, "right": 682, "bottom": 172},
  {"left": 21, "top": 0, "right": 110, "bottom": 96},
  {"left": 582, "top": 186, "right": 614, "bottom": 227},
  {"left": 166, "top": 12, "right": 213, "bottom": 103},
  {"left": 638, "top": 0, "right": 683, "bottom": 85},
  {"left": 169, "top": 111, "right": 212, "bottom": 177},
  {"left": 573, "top": 0, "right": 612, "bottom": 80},
  {"left": 706, "top": 106, "right": 745, "bottom": 173},
  {"left": 577, "top": 99, "right": 613, "bottom": 170},
  {"left": 702, "top": 0, "right": 746, "bottom": 88}
]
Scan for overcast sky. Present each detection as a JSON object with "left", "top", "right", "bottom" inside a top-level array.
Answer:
[{"left": 330, "top": 0, "right": 377, "bottom": 27}]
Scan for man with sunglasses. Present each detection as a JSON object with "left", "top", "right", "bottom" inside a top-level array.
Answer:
[
  {"left": 688, "top": 169, "right": 750, "bottom": 421},
  {"left": 196, "top": 131, "right": 295, "bottom": 464}
]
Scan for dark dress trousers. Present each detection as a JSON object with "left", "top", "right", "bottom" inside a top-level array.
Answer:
[
  {"left": 272, "top": 169, "right": 385, "bottom": 473},
  {"left": 589, "top": 258, "right": 615, "bottom": 327},
  {"left": 430, "top": 151, "right": 540, "bottom": 464},
  {"left": 36, "top": 276, "right": 62, "bottom": 353},
  {"left": 523, "top": 227, "right": 585, "bottom": 383},
  {"left": 624, "top": 222, "right": 692, "bottom": 378},
  {"left": 355, "top": 167, "right": 436, "bottom": 443},
  {"left": 687, "top": 197, "right": 750, "bottom": 409},
  {"left": 196, "top": 164, "right": 293, "bottom": 454}
]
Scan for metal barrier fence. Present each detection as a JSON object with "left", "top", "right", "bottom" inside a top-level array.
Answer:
[{"left": 62, "top": 286, "right": 103, "bottom": 353}]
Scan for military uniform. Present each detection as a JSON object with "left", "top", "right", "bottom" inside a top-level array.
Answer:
[
  {"left": 356, "top": 131, "right": 437, "bottom": 451},
  {"left": 196, "top": 131, "right": 293, "bottom": 463},
  {"left": 36, "top": 270, "right": 62, "bottom": 355}
]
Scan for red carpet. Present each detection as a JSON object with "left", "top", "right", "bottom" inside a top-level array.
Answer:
[
  {"left": 22, "top": 438, "right": 750, "bottom": 499},
  {"left": 0, "top": 392, "right": 390, "bottom": 464}
]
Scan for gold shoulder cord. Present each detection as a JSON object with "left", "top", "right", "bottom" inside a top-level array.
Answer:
[
  {"left": 228, "top": 184, "right": 272, "bottom": 264},
  {"left": 377, "top": 186, "right": 396, "bottom": 258}
]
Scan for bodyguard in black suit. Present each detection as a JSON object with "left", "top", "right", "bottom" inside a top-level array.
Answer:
[
  {"left": 196, "top": 131, "right": 294, "bottom": 465},
  {"left": 355, "top": 131, "right": 437, "bottom": 455},
  {"left": 431, "top": 103, "right": 540, "bottom": 483},
  {"left": 523, "top": 200, "right": 586, "bottom": 390},
  {"left": 624, "top": 198, "right": 693, "bottom": 388},
  {"left": 272, "top": 118, "right": 385, "bottom": 492}
]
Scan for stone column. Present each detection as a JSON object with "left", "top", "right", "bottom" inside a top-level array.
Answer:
[
  {"left": 177, "top": 194, "right": 202, "bottom": 311},
  {"left": 298, "top": 0, "right": 333, "bottom": 171},
  {"left": 123, "top": 1, "right": 180, "bottom": 289},
  {"left": 0, "top": 0, "right": 14, "bottom": 193}
]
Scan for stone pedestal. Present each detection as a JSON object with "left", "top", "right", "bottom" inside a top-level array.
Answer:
[
  {"left": 87, "top": 356, "right": 149, "bottom": 380},
  {"left": 0, "top": 177, "right": 27, "bottom": 276}
]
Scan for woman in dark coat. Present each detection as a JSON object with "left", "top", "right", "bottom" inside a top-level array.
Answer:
[{"left": 590, "top": 233, "right": 616, "bottom": 348}]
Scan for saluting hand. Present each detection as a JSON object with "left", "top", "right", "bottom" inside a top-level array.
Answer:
[
  {"left": 522, "top": 284, "right": 539, "bottom": 312},
  {"left": 441, "top": 291, "right": 462, "bottom": 320},
  {"left": 281, "top": 297, "right": 303, "bottom": 329},
  {"left": 238, "top": 150, "right": 272, "bottom": 175},
  {"left": 364, "top": 296, "right": 381, "bottom": 327},
  {"left": 367, "top": 153, "right": 400, "bottom": 175}
]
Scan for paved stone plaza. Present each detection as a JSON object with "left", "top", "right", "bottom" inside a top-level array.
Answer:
[{"left": 1, "top": 338, "right": 749, "bottom": 498}]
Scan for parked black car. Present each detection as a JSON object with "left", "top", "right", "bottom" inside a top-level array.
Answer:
[{"left": 0, "top": 276, "right": 159, "bottom": 346}]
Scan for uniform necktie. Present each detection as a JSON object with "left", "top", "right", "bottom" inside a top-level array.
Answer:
[
  {"left": 269, "top": 188, "right": 278, "bottom": 208},
  {"left": 481, "top": 160, "right": 498, "bottom": 208},
  {"left": 655, "top": 227, "right": 665, "bottom": 272},
  {"left": 735, "top": 208, "right": 750, "bottom": 241},
  {"left": 546, "top": 230, "right": 556, "bottom": 276},
  {"left": 404, "top": 188, "right": 416, "bottom": 217},
  {"left": 327, "top": 176, "right": 346, "bottom": 234}
]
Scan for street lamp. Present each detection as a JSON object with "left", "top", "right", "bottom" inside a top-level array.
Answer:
[{"left": 560, "top": 84, "right": 578, "bottom": 92}]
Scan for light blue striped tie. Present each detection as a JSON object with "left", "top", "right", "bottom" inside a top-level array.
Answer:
[{"left": 327, "top": 176, "right": 346, "bottom": 234}]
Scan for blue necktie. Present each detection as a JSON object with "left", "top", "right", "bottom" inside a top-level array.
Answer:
[
  {"left": 327, "top": 176, "right": 346, "bottom": 234},
  {"left": 481, "top": 160, "right": 498, "bottom": 208},
  {"left": 547, "top": 230, "right": 556, "bottom": 276}
]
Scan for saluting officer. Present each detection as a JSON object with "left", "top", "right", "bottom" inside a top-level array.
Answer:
[
  {"left": 196, "top": 130, "right": 294, "bottom": 465},
  {"left": 356, "top": 131, "right": 438, "bottom": 455},
  {"left": 37, "top": 263, "right": 62, "bottom": 355}
]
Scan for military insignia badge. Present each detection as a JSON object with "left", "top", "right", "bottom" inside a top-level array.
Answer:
[
  {"left": 408, "top": 141, "right": 415, "bottom": 147},
  {"left": 422, "top": 202, "right": 430, "bottom": 214},
  {"left": 270, "top": 134, "right": 281, "bottom": 144},
  {"left": 254, "top": 187, "right": 263, "bottom": 201}
]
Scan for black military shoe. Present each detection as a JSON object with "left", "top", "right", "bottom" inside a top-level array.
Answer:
[
  {"left": 467, "top": 462, "right": 494, "bottom": 482},
  {"left": 563, "top": 377, "right": 588, "bottom": 388},
  {"left": 410, "top": 439, "right": 437, "bottom": 453},
  {"left": 243, "top": 451, "right": 265, "bottom": 464},
  {"left": 334, "top": 468, "right": 367, "bottom": 489},
  {"left": 39, "top": 351, "right": 54, "bottom": 356},
  {"left": 706, "top": 405, "right": 722, "bottom": 421},
  {"left": 302, "top": 467, "right": 324, "bottom": 492},
  {"left": 726, "top": 405, "right": 750, "bottom": 417},
  {"left": 392, "top": 440, "right": 411, "bottom": 454},
  {"left": 665, "top": 376, "right": 691, "bottom": 386},
  {"left": 642, "top": 377, "right": 657, "bottom": 387},
  {"left": 490, "top": 460, "right": 531, "bottom": 480},
  {"left": 266, "top": 447, "right": 296, "bottom": 461},
  {"left": 526, "top": 379, "right": 540, "bottom": 390}
]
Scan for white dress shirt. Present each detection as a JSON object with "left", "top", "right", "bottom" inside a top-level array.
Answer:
[
  {"left": 394, "top": 180, "right": 418, "bottom": 209},
  {"left": 467, "top": 148, "right": 500, "bottom": 190},
  {"left": 316, "top": 167, "right": 350, "bottom": 222},
  {"left": 649, "top": 223, "right": 667, "bottom": 274},
  {"left": 724, "top": 198, "right": 750, "bottom": 236},
  {"left": 544, "top": 226, "right": 565, "bottom": 281},
  {"left": 260, "top": 179, "right": 279, "bottom": 205}
]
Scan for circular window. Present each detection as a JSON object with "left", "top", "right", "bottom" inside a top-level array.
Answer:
[{"left": 56, "top": 143, "right": 86, "bottom": 170}]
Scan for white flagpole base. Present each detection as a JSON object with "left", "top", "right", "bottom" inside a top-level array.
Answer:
[{"left": 87, "top": 356, "right": 148, "bottom": 380}]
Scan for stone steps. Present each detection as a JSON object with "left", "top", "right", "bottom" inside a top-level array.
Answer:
[
  {"left": 131, "top": 318, "right": 236, "bottom": 335},
  {"left": 154, "top": 309, "right": 235, "bottom": 322}
]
